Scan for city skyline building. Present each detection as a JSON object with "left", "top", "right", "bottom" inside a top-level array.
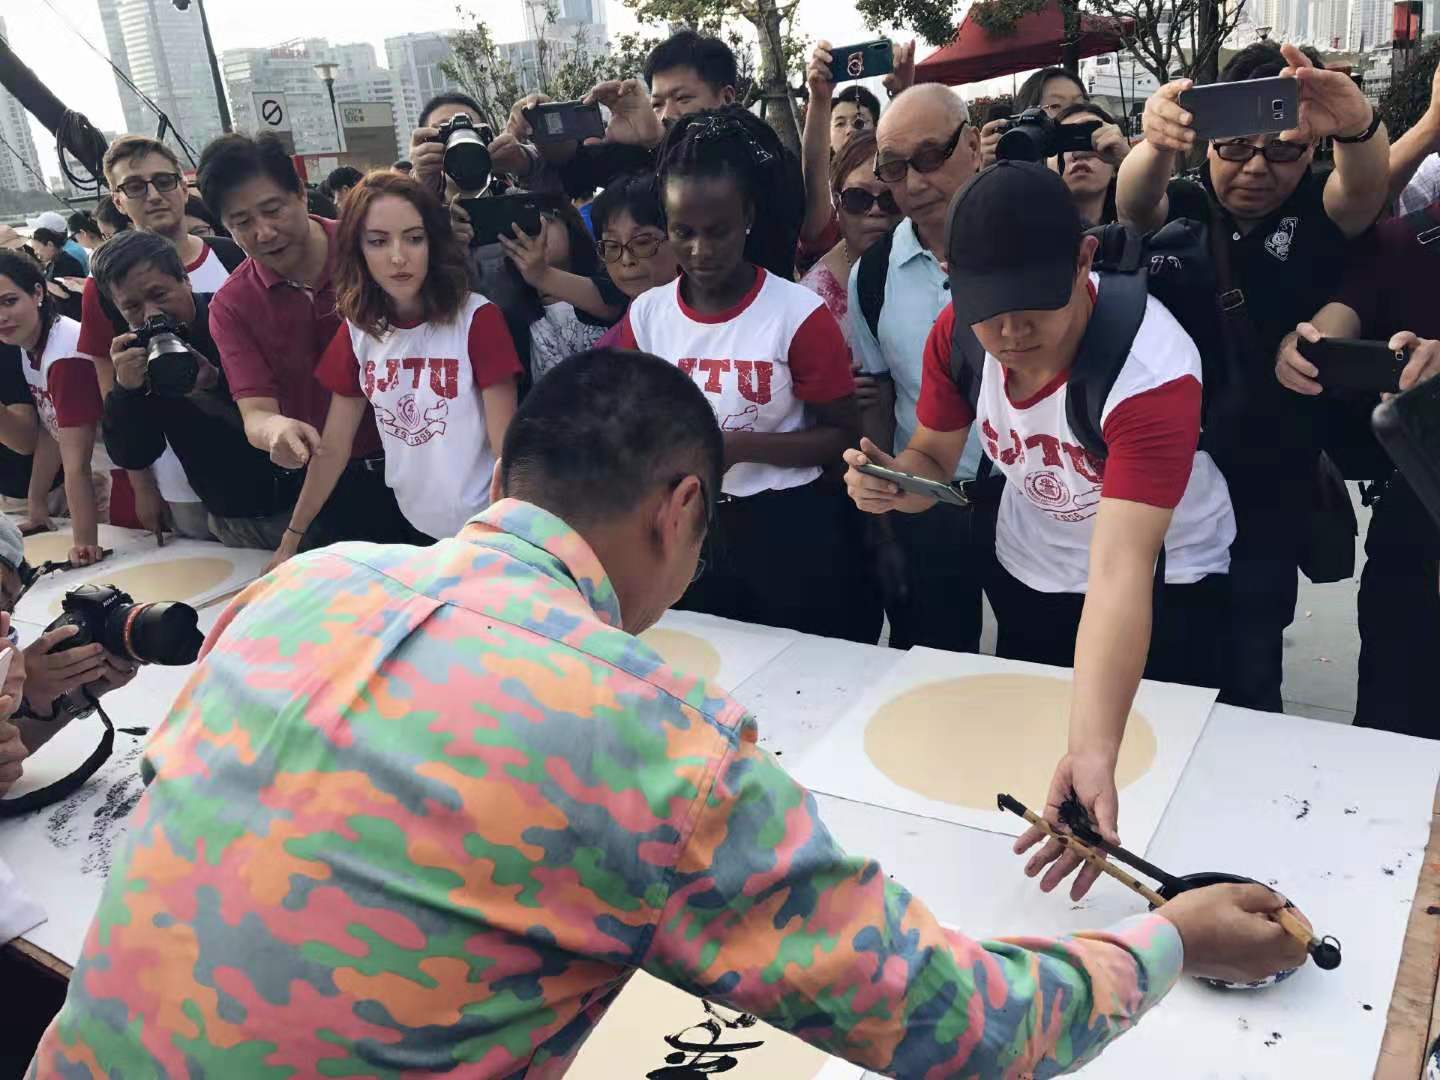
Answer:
[{"left": 0, "top": 17, "right": 47, "bottom": 195}]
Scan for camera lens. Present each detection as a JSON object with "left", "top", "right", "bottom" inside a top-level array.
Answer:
[
  {"left": 110, "top": 602, "right": 203, "bottom": 665},
  {"left": 147, "top": 341, "right": 199, "bottom": 397},
  {"left": 441, "top": 120, "right": 493, "bottom": 194},
  {"left": 996, "top": 124, "right": 1048, "bottom": 162}
]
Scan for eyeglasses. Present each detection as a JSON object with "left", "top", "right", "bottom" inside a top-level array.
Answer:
[
  {"left": 837, "top": 187, "right": 901, "bottom": 215},
  {"left": 874, "top": 122, "right": 968, "bottom": 183},
  {"left": 597, "top": 233, "right": 666, "bottom": 264},
  {"left": 1212, "top": 139, "right": 1309, "bottom": 164},
  {"left": 115, "top": 172, "right": 182, "bottom": 199}
]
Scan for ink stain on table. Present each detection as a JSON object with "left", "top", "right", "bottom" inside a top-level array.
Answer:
[
  {"left": 44, "top": 741, "right": 145, "bottom": 877},
  {"left": 1383, "top": 865, "right": 1397, "bottom": 877},
  {"left": 1237, "top": 1018, "right": 1249, "bottom": 1032},
  {"left": 1263, "top": 1032, "right": 1283, "bottom": 1048},
  {"left": 1362, "top": 1003, "right": 1373, "bottom": 1012},
  {"left": 1344, "top": 806, "right": 1358, "bottom": 815}
]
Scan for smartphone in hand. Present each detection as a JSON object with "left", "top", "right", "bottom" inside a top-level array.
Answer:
[
  {"left": 1298, "top": 337, "right": 1407, "bottom": 395},
  {"left": 828, "top": 40, "right": 893, "bottom": 83},
  {"left": 855, "top": 462, "right": 970, "bottom": 507},
  {"left": 523, "top": 101, "right": 606, "bottom": 144},
  {"left": 1179, "top": 76, "right": 1298, "bottom": 140},
  {"left": 459, "top": 192, "right": 554, "bottom": 248}
]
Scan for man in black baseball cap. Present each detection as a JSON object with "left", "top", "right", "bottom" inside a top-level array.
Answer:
[{"left": 845, "top": 160, "right": 1236, "bottom": 903}]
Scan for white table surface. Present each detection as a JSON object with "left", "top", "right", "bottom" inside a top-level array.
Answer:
[{"left": 1, "top": 609, "right": 1436, "bottom": 1078}]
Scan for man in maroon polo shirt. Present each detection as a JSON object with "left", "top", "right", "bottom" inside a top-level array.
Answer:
[{"left": 197, "top": 132, "right": 416, "bottom": 549}]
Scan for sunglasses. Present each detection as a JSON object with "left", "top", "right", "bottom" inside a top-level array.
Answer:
[
  {"left": 838, "top": 187, "right": 900, "bottom": 215},
  {"left": 1212, "top": 139, "right": 1308, "bottom": 164},
  {"left": 115, "top": 172, "right": 182, "bottom": 199},
  {"left": 874, "top": 122, "right": 968, "bottom": 184},
  {"left": 597, "top": 233, "right": 666, "bottom": 264}
]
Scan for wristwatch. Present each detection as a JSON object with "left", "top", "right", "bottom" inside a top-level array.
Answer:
[{"left": 1335, "top": 108, "right": 1382, "bottom": 144}]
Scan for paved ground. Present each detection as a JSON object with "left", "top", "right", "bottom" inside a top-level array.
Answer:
[{"left": 975, "top": 488, "right": 1371, "bottom": 725}]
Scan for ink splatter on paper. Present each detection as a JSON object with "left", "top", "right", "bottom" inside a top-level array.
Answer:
[{"left": 44, "top": 739, "right": 145, "bottom": 877}]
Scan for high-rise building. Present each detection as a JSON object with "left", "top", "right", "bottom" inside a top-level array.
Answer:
[
  {"left": 385, "top": 31, "right": 462, "bottom": 149},
  {"left": 0, "top": 18, "right": 46, "bottom": 194},
  {"left": 523, "top": 0, "right": 609, "bottom": 49},
  {"left": 225, "top": 38, "right": 399, "bottom": 157},
  {"left": 96, "top": 0, "right": 225, "bottom": 159}
]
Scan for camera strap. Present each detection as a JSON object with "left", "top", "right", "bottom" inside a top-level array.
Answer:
[{"left": 0, "top": 696, "right": 116, "bottom": 818}]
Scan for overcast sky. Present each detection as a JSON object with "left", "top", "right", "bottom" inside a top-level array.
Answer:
[{"left": 6, "top": 0, "right": 922, "bottom": 181}]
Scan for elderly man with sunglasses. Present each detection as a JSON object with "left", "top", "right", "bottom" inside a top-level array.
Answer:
[
  {"left": 845, "top": 83, "right": 991, "bottom": 658},
  {"left": 1115, "top": 41, "right": 1389, "bottom": 718}
]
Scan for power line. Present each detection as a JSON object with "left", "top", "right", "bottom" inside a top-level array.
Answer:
[
  {"left": 29, "top": 0, "right": 200, "bottom": 166},
  {"left": 0, "top": 129, "right": 71, "bottom": 209}
]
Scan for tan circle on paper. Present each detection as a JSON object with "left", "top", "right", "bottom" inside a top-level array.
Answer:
[
  {"left": 863, "top": 674, "right": 1157, "bottom": 809},
  {"left": 48, "top": 557, "right": 235, "bottom": 618},
  {"left": 639, "top": 628, "right": 722, "bottom": 683},
  {"left": 23, "top": 530, "right": 75, "bottom": 566}
]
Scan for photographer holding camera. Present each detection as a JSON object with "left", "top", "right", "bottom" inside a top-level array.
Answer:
[
  {"left": 1047, "top": 102, "right": 1129, "bottom": 225},
  {"left": 92, "top": 231, "right": 299, "bottom": 550}
]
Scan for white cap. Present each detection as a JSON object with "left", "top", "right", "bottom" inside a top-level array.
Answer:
[{"left": 34, "top": 211, "right": 68, "bottom": 234}]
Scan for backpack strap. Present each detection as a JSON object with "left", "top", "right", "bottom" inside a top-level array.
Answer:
[
  {"left": 1065, "top": 270, "right": 1149, "bottom": 460},
  {"left": 856, "top": 226, "right": 896, "bottom": 343}
]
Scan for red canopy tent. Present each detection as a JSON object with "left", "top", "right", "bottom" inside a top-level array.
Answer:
[{"left": 915, "top": 3, "right": 1133, "bottom": 86}]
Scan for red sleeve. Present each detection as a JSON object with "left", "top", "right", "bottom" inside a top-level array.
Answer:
[
  {"left": 915, "top": 303, "right": 976, "bottom": 432},
  {"left": 314, "top": 324, "right": 364, "bottom": 397},
  {"left": 610, "top": 311, "right": 638, "bottom": 351},
  {"left": 77, "top": 279, "right": 121, "bottom": 358},
  {"left": 48, "top": 356, "right": 103, "bottom": 428},
  {"left": 1099, "top": 375, "right": 1202, "bottom": 508},
  {"left": 788, "top": 306, "right": 854, "bottom": 403},
  {"left": 468, "top": 303, "right": 523, "bottom": 389},
  {"left": 209, "top": 288, "right": 278, "bottom": 400}
]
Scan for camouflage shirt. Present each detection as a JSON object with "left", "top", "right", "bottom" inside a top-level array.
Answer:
[{"left": 32, "top": 500, "right": 1182, "bottom": 1078}]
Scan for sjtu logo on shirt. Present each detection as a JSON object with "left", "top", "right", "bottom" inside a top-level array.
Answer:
[
  {"left": 676, "top": 358, "right": 775, "bottom": 405},
  {"left": 362, "top": 356, "right": 460, "bottom": 401}
]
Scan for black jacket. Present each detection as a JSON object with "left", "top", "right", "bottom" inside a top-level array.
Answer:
[{"left": 101, "top": 293, "right": 295, "bottom": 520}]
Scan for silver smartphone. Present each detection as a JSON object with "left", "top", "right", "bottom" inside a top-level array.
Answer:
[
  {"left": 855, "top": 463, "right": 970, "bottom": 507},
  {"left": 1180, "top": 76, "right": 1299, "bottom": 141}
]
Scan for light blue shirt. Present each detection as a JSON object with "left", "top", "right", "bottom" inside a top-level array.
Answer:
[
  {"left": 63, "top": 238, "right": 89, "bottom": 274},
  {"left": 847, "top": 219, "right": 982, "bottom": 481}
]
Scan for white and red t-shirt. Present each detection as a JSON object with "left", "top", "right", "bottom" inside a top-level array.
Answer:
[
  {"left": 24, "top": 316, "right": 103, "bottom": 437},
  {"left": 316, "top": 293, "right": 521, "bottom": 539},
  {"left": 613, "top": 269, "right": 854, "bottom": 497},
  {"left": 77, "top": 238, "right": 234, "bottom": 505},
  {"left": 917, "top": 277, "right": 1235, "bottom": 593}
]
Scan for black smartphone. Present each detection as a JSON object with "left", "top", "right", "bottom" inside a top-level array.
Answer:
[
  {"left": 828, "top": 39, "right": 893, "bottom": 83},
  {"left": 1055, "top": 119, "right": 1103, "bottom": 155},
  {"left": 459, "top": 192, "right": 548, "bottom": 248},
  {"left": 855, "top": 462, "right": 969, "bottom": 507},
  {"left": 523, "top": 100, "right": 606, "bottom": 144},
  {"left": 1373, "top": 375, "right": 1440, "bottom": 529},
  {"left": 1298, "top": 337, "right": 1408, "bottom": 395},
  {"left": 1179, "top": 76, "right": 1299, "bottom": 140}
]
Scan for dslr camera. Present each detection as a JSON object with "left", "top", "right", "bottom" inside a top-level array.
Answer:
[
  {"left": 46, "top": 583, "right": 203, "bottom": 668},
  {"left": 131, "top": 313, "right": 199, "bottom": 397},
  {"left": 432, "top": 113, "right": 495, "bottom": 195},
  {"left": 996, "top": 108, "right": 1101, "bottom": 163}
]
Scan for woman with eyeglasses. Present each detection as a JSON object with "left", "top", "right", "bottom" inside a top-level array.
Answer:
[
  {"left": 612, "top": 108, "right": 880, "bottom": 644},
  {"left": 981, "top": 66, "right": 1090, "bottom": 168},
  {"left": 268, "top": 172, "right": 520, "bottom": 570},
  {"left": 799, "top": 133, "right": 901, "bottom": 347}
]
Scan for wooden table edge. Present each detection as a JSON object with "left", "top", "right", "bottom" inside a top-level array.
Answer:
[
  {"left": 4, "top": 935, "right": 73, "bottom": 981},
  {"left": 1374, "top": 775, "right": 1440, "bottom": 1079}
]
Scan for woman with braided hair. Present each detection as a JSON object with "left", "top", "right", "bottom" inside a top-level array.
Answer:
[{"left": 611, "top": 107, "right": 881, "bottom": 643}]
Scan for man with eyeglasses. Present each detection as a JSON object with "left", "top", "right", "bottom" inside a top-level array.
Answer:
[
  {"left": 1116, "top": 41, "right": 1389, "bottom": 714},
  {"left": 847, "top": 83, "right": 989, "bottom": 657},
  {"left": 74, "top": 136, "right": 246, "bottom": 543}
]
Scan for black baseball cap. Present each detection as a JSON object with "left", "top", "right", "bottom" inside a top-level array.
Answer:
[{"left": 945, "top": 160, "right": 1084, "bottom": 326}]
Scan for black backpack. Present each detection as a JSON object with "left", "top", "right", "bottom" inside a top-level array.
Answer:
[{"left": 944, "top": 217, "right": 1242, "bottom": 460}]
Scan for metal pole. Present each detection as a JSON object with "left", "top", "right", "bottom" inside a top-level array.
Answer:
[
  {"left": 323, "top": 77, "right": 346, "bottom": 154},
  {"left": 194, "top": 0, "right": 232, "bottom": 132}
]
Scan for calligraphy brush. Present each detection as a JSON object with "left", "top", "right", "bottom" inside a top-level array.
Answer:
[{"left": 997, "top": 793, "right": 1341, "bottom": 972}]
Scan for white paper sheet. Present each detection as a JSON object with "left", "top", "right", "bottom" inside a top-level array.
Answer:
[
  {"left": 641, "top": 609, "right": 799, "bottom": 695},
  {"left": 790, "top": 648, "right": 1215, "bottom": 850},
  {"left": 0, "top": 852, "right": 46, "bottom": 944}
]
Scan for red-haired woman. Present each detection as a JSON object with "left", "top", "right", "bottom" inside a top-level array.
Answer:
[{"left": 268, "top": 171, "right": 521, "bottom": 568}]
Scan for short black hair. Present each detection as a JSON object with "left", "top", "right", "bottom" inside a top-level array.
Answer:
[
  {"left": 592, "top": 172, "right": 664, "bottom": 237},
  {"left": 184, "top": 195, "right": 220, "bottom": 230},
  {"left": 644, "top": 30, "right": 738, "bottom": 95},
  {"left": 325, "top": 166, "right": 364, "bottom": 194},
  {"left": 95, "top": 195, "right": 131, "bottom": 234},
  {"left": 307, "top": 187, "right": 340, "bottom": 218},
  {"left": 419, "top": 92, "right": 485, "bottom": 130},
  {"left": 1015, "top": 66, "right": 1088, "bottom": 111},
  {"left": 1222, "top": 41, "right": 1323, "bottom": 82},
  {"left": 835, "top": 84, "right": 882, "bottom": 125},
  {"left": 91, "top": 229, "right": 186, "bottom": 303},
  {"left": 31, "top": 228, "right": 66, "bottom": 249},
  {"left": 500, "top": 348, "right": 723, "bottom": 528},
  {"left": 196, "top": 132, "right": 303, "bottom": 220},
  {"left": 67, "top": 212, "right": 102, "bottom": 240}
]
